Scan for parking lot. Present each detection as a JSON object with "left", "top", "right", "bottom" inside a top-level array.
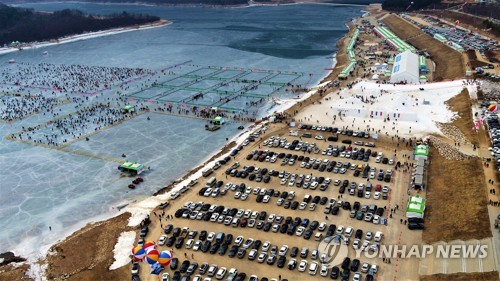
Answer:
[{"left": 137, "top": 123, "right": 422, "bottom": 281}]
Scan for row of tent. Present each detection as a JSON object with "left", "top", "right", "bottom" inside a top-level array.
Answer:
[
  {"left": 374, "top": 26, "right": 416, "bottom": 53},
  {"left": 338, "top": 29, "right": 360, "bottom": 79}
]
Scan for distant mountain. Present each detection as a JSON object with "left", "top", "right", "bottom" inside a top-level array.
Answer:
[
  {"left": 1, "top": 0, "right": 383, "bottom": 6},
  {"left": 0, "top": 4, "right": 160, "bottom": 45}
]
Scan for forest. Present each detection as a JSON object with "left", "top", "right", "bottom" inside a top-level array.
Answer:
[
  {"left": 382, "top": 0, "right": 441, "bottom": 11},
  {"left": 0, "top": 4, "right": 160, "bottom": 46}
]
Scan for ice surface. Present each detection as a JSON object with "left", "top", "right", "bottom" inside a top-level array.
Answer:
[{"left": 0, "top": 3, "right": 361, "bottom": 261}]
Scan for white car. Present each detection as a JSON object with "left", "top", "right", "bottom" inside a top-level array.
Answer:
[
  {"left": 336, "top": 225, "right": 344, "bottom": 234},
  {"left": 234, "top": 236, "right": 244, "bottom": 246},
  {"left": 257, "top": 252, "right": 267, "bottom": 263},
  {"left": 298, "top": 260, "right": 308, "bottom": 272},
  {"left": 361, "top": 241, "right": 370, "bottom": 251},
  {"left": 365, "top": 191, "right": 371, "bottom": 199},
  {"left": 353, "top": 239, "right": 360, "bottom": 249},
  {"left": 279, "top": 245, "right": 289, "bottom": 256},
  {"left": 373, "top": 215, "right": 380, "bottom": 224},
  {"left": 161, "top": 273, "right": 170, "bottom": 281},
  {"left": 296, "top": 226, "right": 305, "bottom": 236},
  {"left": 263, "top": 195, "right": 271, "bottom": 203},
  {"left": 361, "top": 263, "right": 370, "bottom": 273},
  {"left": 374, "top": 192, "right": 381, "bottom": 200},
  {"left": 240, "top": 193, "right": 248, "bottom": 201},
  {"left": 158, "top": 235, "right": 168, "bottom": 246},
  {"left": 299, "top": 202, "right": 307, "bottom": 210},
  {"left": 262, "top": 241, "right": 271, "bottom": 252},
  {"left": 193, "top": 240, "right": 202, "bottom": 251},
  {"left": 185, "top": 238, "right": 194, "bottom": 249},
  {"left": 216, "top": 267, "right": 227, "bottom": 280},
  {"left": 234, "top": 192, "right": 242, "bottom": 199},
  {"left": 309, "top": 262, "right": 319, "bottom": 275},
  {"left": 207, "top": 232, "right": 216, "bottom": 242},
  {"left": 320, "top": 264, "right": 329, "bottom": 277},
  {"left": 365, "top": 231, "right": 373, "bottom": 240},
  {"left": 353, "top": 272, "right": 362, "bottom": 281}
]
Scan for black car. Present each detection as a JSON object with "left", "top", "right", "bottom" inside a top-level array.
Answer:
[
  {"left": 408, "top": 223, "right": 425, "bottom": 230},
  {"left": 164, "top": 224, "right": 173, "bottom": 234},
  {"left": 172, "top": 271, "right": 181, "bottom": 281},
  {"left": 355, "top": 229, "right": 363, "bottom": 239},
  {"left": 304, "top": 229, "right": 313, "bottom": 240},
  {"left": 277, "top": 256, "right": 286, "bottom": 268},
  {"left": 253, "top": 240, "right": 262, "bottom": 250},
  {"left": 341, "top": 269, "right": 350, "bottom": 281},
  {"left": 201, "top": 241, "right": 211, "bottom": 253},
  {"left": 219, "top": 244, "right": 228, "bottom": 255},
  {"left": 187, "top": 262, "right": 198, "bottom": 275},
  {"left": 319, "top": 197, "right": 328, "bottom": 205},
  {"left": 330, "top": 266, "right": 339, "bottom": 279},
  {"left": 280, "top": 224, "right": 288, "bottom": 234},
  {"left": 310, "top": 221, "right": 319, "bottom": 230},
  {"left": 237, "top": 248, "right": 246, "bottom": 259},
  {"left": 290, "top": 247, "right": 299, "bottom": 258},
  {"left": 210, "top": 243, "right": 220, "bottom": 254},
  {"left": 259, "top": 211, "right": 267, "bottom": 220},
  {"left": 175, "top": 237, "right": 185, "bottom": 249},
  {"left": 331, "top": 206, "right": 340, "bottom": 215},
  {"left": 341, "top": 257, "right": 350, "bottom": 270},
  {"left": 263, "top": 222, "right": 272, "bottom": 232},
  {"left": 291, "top": 201, "right": 299, "bottom": 210},
  {"left": 350, "top": 259, "right": 360, "bottom": 271},
  {"left": 179, "top": 260, "right": 190, "bottom": 273},
  {"left": 166, "top": 236, "right": 176, "bottom": 247},
  {"left": 172, "top": 227, "right": 181, "bottom": 237},
  {"left": 199, "top": 230, "right": 207, "bottom": 241},
  {"left": 408, "top": 217, "right": 424, "bottom": 224},
  {"left": 224, "top": 234, "right": 233, "bottom": 245},
  {"left": 170, "top": 258, "right": 179, "bottom": 270},
  {"left": 228, "top": 246, "right": 239, "bottom": 258},
  {"left": 199, "top": 263, "right": 209, "bottom": 275}
]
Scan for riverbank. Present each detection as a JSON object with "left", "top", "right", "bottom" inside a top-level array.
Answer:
[{"left": 0, "top": 19, "right": 170, "bottom": 56}]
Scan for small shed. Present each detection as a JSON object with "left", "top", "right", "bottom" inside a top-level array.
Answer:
[
  {"left": 406, "top": 195, "right": 426, "bottom": 218},
  {"left": 212, "top": 116, "right": 225, "bottom": 125}
]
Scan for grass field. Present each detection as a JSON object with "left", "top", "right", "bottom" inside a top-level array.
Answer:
[
  {"left": 446, "top": 88, "right": 479, "bottom": 145},
  {"left": 424, "top": 146, "right": 490, "bottom": 243},
  {"left": 382, "top": 15, "right": 465, "bottom": 81},
  {"left": 421, "top": 271, "right": 499, "bottom": 281}
]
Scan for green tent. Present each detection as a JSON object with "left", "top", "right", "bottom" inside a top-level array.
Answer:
[
  {"left": 212, "top": 116, "right": 225, "bottom": 124},
  {"left": 122, "top": 105, "right": 135, "bottom": 113},
  {"left": 119, "top": 161, "right": 145, "bottom": 175},
  {"left": 419, "top": 75, "right": 428, "bottom": 82},
  {"left": 406, "top": 195, "right": 426, "bottom": 218},
  {"left": 415, "top": 144, "right": 429, "bottom": 157}
]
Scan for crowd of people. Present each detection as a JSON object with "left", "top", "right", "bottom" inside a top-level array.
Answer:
[
  {"left": 0, "top": 94, "right": 61, "bottom": 121},
  {"left": 1, "top": 62, "right": 155, "bottom": 94},
  {"left": 11, "top": 104, "right": 127, "bottom": 146}
]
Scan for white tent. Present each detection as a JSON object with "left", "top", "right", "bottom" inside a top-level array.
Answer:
[
  {"left": 390, "top": 50, "right": 419, "bottom": 84},
  {"left": 371, "top": 74, "right": 379, "bottom": 80}
]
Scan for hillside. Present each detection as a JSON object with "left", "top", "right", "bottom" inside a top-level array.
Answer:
[{"left": 0, "top": 4, "right": 160, "bottom": 46}]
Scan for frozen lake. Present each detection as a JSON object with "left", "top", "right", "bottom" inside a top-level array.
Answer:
[{"left": 0, "top": 3, "right": 361, "bottom": 256}]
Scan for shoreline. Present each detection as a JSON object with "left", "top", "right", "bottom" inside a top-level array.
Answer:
[
  {"left": 0, "top": 19, "right": 171, "bottom": 56},
  {"left": 12, "top": 1, "right": 369, "bottom": 9},
  {"left": 0, "top": 6, "right": 362, "bottom": 280}
]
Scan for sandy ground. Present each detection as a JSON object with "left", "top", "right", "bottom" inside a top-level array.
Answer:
[{"left": 136, "top": 123, "right": 421, "bottom": 281}]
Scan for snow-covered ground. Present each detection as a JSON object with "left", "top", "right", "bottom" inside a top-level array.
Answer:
[
  {"left": 110, "top": 231, "right": 136, "bottom": 270},
  {"left": 295, "top": 80, "right": 468, "bottom": 138}
]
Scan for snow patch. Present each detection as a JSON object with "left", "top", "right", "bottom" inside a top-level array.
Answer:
[{"left": 109, "top": 231, "right": 136, "bottom": 270}]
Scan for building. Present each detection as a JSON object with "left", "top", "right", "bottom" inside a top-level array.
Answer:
[{"left": 390, "top": 50, "right": 419, "bottom": 84}]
